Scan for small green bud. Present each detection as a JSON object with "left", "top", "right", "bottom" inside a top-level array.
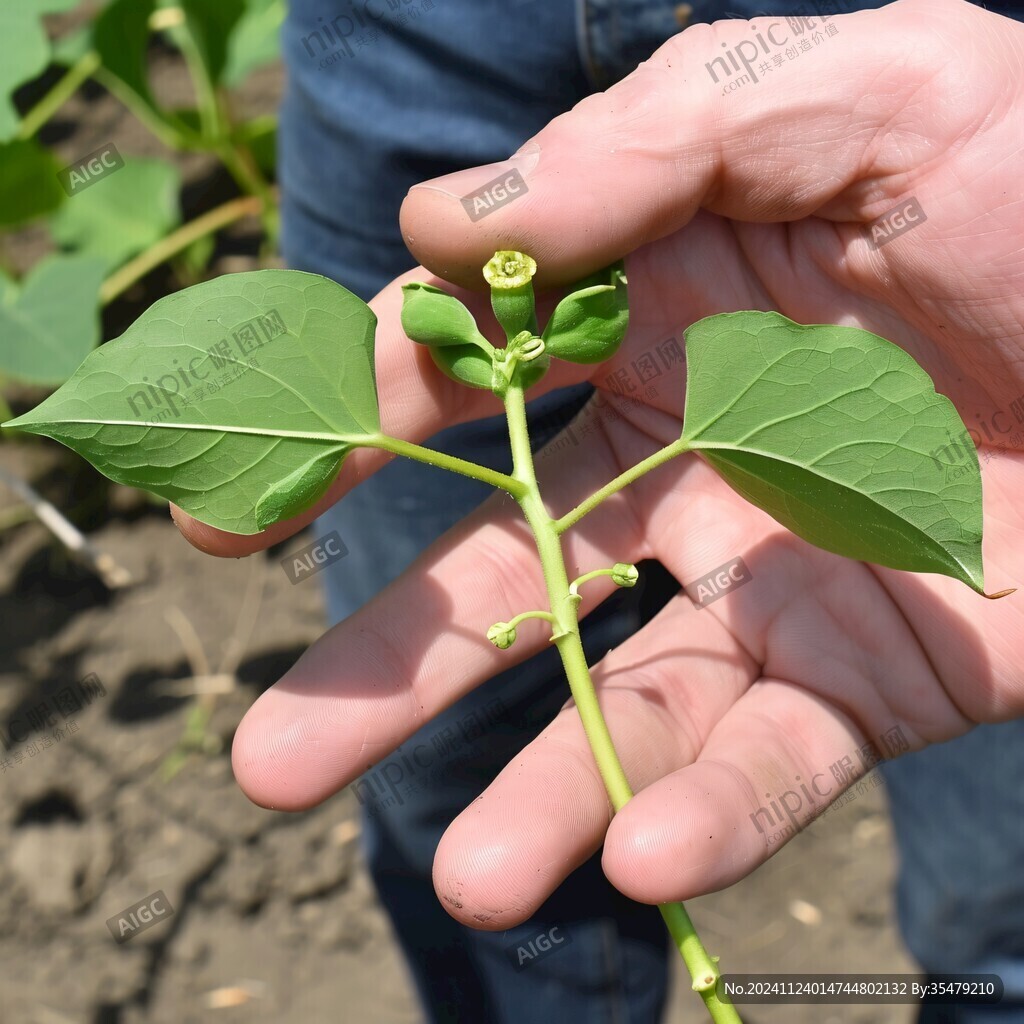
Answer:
[
  {"left": 611, "top": 562, "right": 639, "bottom": 588},
  {"left": 487, "top": 621, "right": 517, "bottom": 650},
  {"left": 507, "top": 330, "right": 546, "bottom": 362},
  {"left": 484, "top": 251, "right": 538, "bottom": 342},
  {"left": 519, "top": 335, "right": 546, "bottom": 361},
  {"left": 401, "top": 282, "right": 492, "bottom": 351},
  {"left": 541, "top": 263, "right": 628, "bottom": 365}
]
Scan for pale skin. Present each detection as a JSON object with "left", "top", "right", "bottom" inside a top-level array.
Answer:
[{"left": 175, "top": 0, "right": 1023, "bottom": 928}]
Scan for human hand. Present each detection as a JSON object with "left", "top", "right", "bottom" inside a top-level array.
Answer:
[{"left": 216, "top": 0, "right": 1023, "bottom": 924}]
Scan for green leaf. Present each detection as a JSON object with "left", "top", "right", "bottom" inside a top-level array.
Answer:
[
  {"left": 401, "top": 283, "right": 492, "bottom": 349},
  {"left": 0, "top": 139, "right": 65, "bottom": 226},
  {"left": 233, "top": 115, "right": 276, "bottom": 174},
  {"left": 178, "top": 0, "right": 247, "bottom": 87},
  {"left": 51, "top": 22, "right": 93, "bottom": 66},
  {"left": 542, "top": 265, "right": 628, "bottom": 364},
  {"left": 93, "top": 0, "right": 162, "bottom": 125},
  {"left": 0, "top": 255, "right": 106, "bottom": 385},
  {"left": 681, "top": 311, "right": 986, "bottom": 593},
  {"left": 224, "top": 0, "right": 284, "bottom": 86},
  {"left": 4, "top": 271, "right": 381, "bottom": 535},
  {"left": 50, "top": 157, "right": 181, "bottom": 270},
  {"left": 0, "top": 0, "right": 81, "bottom": 140}
]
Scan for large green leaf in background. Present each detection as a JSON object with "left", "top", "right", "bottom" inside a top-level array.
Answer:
[
  {"left": 93, "top": 0, "right": 168, "bottom": 131},
  {"left": 224, "top": 0, "right": 285, "bottom": 86},
  {"left": 50, "top": 157, "right": 181, "bottom": 270},
  {"left": 0, "top": 255, "right": 106, "bottom": 384},
  {"left": 177, "top": 0, "right": 247, "bottom": 87},
  {"left": 0, "top": 0, "right": 81, "bottom": 140},
  {"left": 4, "top": 271, "right": 380, "bottom": 535},
  {"left": 681, "top": 311, "right": 986, "bottom": 593},
  {"left": 0, "top": 140, "right": 65, "bottom": 226}
]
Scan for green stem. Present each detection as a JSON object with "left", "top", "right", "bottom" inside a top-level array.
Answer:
[
  {"left": 16, "top": 50, "right": 102, "bottom": 140},
  {"left": 92, "top": 65, "right": 192, "bottom": 151},
  {"left": 569, "top": 567, "right": 619, "bottom": 597},
  {"left": 365, "top": 435, "right": 526, "bottom": 499},
  {"left": 555, "top": 437, "right": 689, "bottom": 534},
  {"left": 174, "top": 21, "right": 224, "bottom": 142},
  {"left": 503, "top": 385, "right": 740, "bottom": 1024},
  {"left": 99, "top": 194, "right": 265, "bottom": 305},
  {"left": 507, "top": 609, "right": 559, "bottom": 629}
]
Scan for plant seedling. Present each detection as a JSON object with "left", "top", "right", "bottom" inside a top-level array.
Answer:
[{"left": 3, "top": 250, "right": 1007, "bottom": 1023}]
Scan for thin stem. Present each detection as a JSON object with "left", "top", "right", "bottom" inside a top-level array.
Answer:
[
  {"left": 0, "top": 464, "right": 131, "bottom": 588},
  {"left": 99, "top": 194, "right": 265, "bottom": 305},
  {"left": 569, "top": 567, "right": 620, "bottom": 597},
  {"left": 555, "top": 438, "right": 689, "bottom": 535},
  {"left": 91, "top": 65, "right": 191, "bottom": 151},
  {"left": 174, "top": 20, "right": 224, "bottom": 141},
  {"left": 365, "top": 434, "right": 526, "bottom": 498},
  {"left": 17, "top": 51, "right": 101, "bottom": 140},
  {"left": 507, "top": 610, "right": 559, "bottom": 630},
  {"left": 503, "top": 385, "right": 741, "bottom": 1024}
]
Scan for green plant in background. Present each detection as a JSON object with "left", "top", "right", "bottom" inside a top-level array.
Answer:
[
  {"left": 0, "top": 0, "right": 284, "bottom": 404},
  {"left": 3, "top": 249, "right": 1007, "bottom": 1022}
]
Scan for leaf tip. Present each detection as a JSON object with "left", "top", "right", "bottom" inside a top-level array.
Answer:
[{"left": 981, "top": 587, "right": 1016, "bottom": 601}]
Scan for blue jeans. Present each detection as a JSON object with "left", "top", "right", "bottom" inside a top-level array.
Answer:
[{"left": 278, "top": 1, "right": 1024, "bottom": 1020}]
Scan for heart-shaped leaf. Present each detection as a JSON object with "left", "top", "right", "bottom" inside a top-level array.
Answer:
[
  {"left": 681, "top": 311, "right": 986, "bottom": 593},
  {"left": 4, "top": 271, "right": 381, "bottom": 535},
  {"left": 0, "top": 140, "right": 65, "bottom": 227},
  {"left": 0, "top": 255, "right": 106, "bottom": 385},
  {"left": 50, "top": 157, "right": 181, "bottom": 270},
  {"left": 0, "top": 0, "right": 81, "bottom": 140}
]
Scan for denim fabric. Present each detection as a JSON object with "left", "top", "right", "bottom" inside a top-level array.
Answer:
[
  {"left": 880, "top": 721, "right": 1024, "bottom": 1016},
  {"left": 281, "top": 2, "right": 678, "bottom": 1021},
  {"left": 279, "top": 1, "right": 1024, "bottom": 1021}
]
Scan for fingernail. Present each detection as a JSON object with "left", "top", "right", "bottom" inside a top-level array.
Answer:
[{"left": 411, "top": 141, "right": 541, "bottom": 200}]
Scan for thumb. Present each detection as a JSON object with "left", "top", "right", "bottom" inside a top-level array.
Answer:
[{"left": 400, "top": 0, "right": 996, "bottom": 288}]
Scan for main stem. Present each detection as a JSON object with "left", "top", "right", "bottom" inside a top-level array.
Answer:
[{"left": 504, "top": 384, "right": 741, "bottom": 1024}]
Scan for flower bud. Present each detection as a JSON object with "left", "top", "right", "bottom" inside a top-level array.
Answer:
[
  {"left": 487, "top": 622, "right": 517, "bottom": 650},
  {"left": 401, "top": 282, "right": 492, "bottom": 350},
  {"left": 611, "top": 562, "right": 639, "bottom": 588},
  {"left": 542, "top": 263, "right": 628, "bottom": 365},
  {"left": 484, "top": 251, "right": 538, "bottom": 342}
]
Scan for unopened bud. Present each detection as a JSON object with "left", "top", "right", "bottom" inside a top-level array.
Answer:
[
  {"left": 487, "top": 622, "right": 517, "bottom": 650},
  {"left": 611, "top": 562, "right": 639, "bottom": 588}
]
